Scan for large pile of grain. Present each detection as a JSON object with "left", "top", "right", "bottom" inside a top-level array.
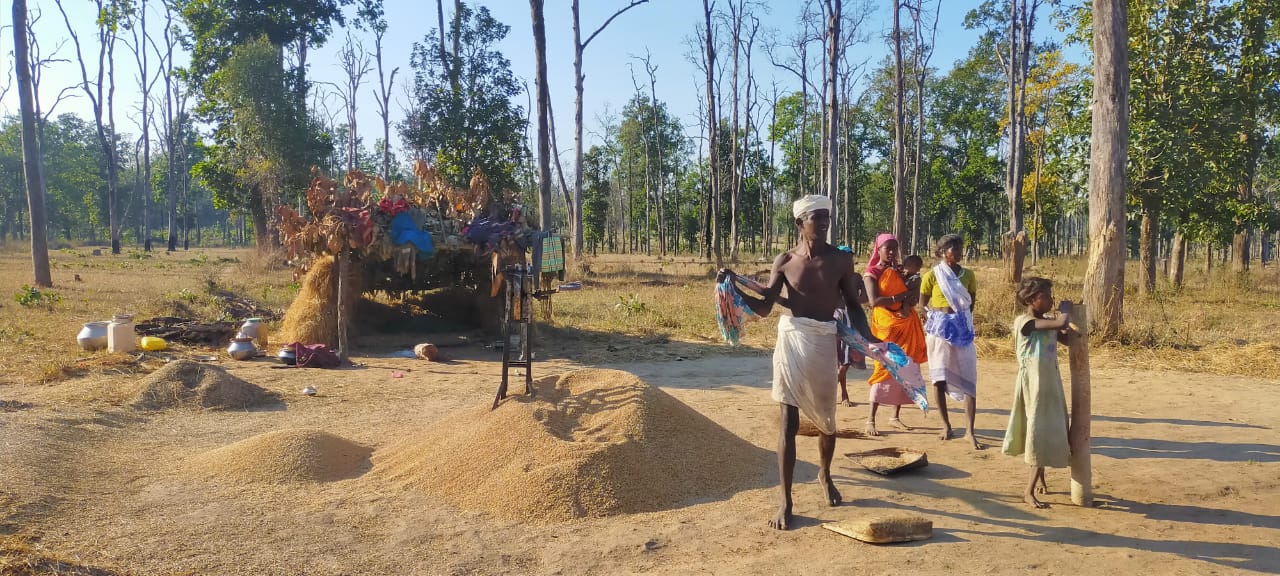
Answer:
[
  {"left": 372, "top": 368, "right": 771, "bottom": 522},
  {"left": 131, "top": 360, "right": 277, "bottom": 410},
  {"left": 184, "top": 429, "right": 372, "bottom": 484}
]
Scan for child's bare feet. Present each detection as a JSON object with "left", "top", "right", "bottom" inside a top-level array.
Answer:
[
  {"left": 1024, "top": 493, "right": 1049, "bottom": 509},
  {"left": 938, "top": 427, "right": 953, "bottom": 441},
  {"left": 889, "top": 418, "right": 912, "bottom": 431},
  {"left": 840, "top": 397, "right": 855, "bottom": 408},
  {"left": 865, "top": 421, "right": 880, "bottom": 437}
]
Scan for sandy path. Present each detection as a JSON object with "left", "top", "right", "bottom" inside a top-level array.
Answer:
[{"left": 1, "top": 347, "right": 1276, "bottom": 575}]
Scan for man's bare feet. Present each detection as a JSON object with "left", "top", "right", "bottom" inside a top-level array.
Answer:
[
  {"left": 1024, "top": 493, "right": 1049, "bottom": 509},
  {"left": 768, "top": 502, "right": 793, "bottom": 530},
  {"left": 819, "top": 472, "right": 843, "bottom": 507},
  {"left": 939, "top": 427, "right": 953, "bottom": 441},
  {"left": 954, "top": 427, "right": 985, "bottom": 449},
  {"left": 865, "top": 421, "right": 880, "bottom": 437},
  {"left": 889, "top": 418, "right": 912, "bottom": 431}
]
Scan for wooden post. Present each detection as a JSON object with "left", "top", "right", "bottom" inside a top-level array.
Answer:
[
  {"left": 1068, "top": 303, "right": 1092, "bottom": 506},
  {"left": 336, "top": 250, "right": 349, "bottom": 361}
]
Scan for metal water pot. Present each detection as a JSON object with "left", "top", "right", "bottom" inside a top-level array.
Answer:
[
  {"left": 239, "top": 318, "right": 269, "bottom": 349},
  {"left": 77, "top": 321, "right": 109, "bottom": 351},
  {"left": 227, "top": 336, "right": 257, "bottom": 360}
]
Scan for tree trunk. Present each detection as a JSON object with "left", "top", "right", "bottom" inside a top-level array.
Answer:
[
  {"left": 251, "top": 194, "right": 273, "bottom": 252},
  {"left": 13, "top": 0, "right": 52, "bottom": 287},
  {"left": 1081, "top": 0, "right": 1129, "bottom": 338},
  {"left": 572, "top": 0, "right": 585, "bottom": 260},
  {"left": 703, "top": 0, "right": 721, "bottom": 266},
  {"left": 891, "top": 0, "right": 907, "bottom": 238},
  {"left": 1169, "top": 232, "right": 1185, "bottom": 288},
  {"left": 648, "top": 64, "right": 666, "bottom": 256},
  {"left": 165, "top": 49, "right": 178, "bottom": 251},
  {"left": 1138, "top": 194, "right": 1157, "bottom": 296},
  {"left": 729, "top": 2, "right": 741, "bottom": 259},
  {"left": 436, "top": 0, "right": 447, "bottom": 58},
  {"left": 530, "top": 0, "right": 553, "bottom": 232},
  {"left": 824, "top": 0, "right": 841, "bottom": 244}
]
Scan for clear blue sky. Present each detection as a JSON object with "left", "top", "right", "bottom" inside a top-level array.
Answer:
[{"left": 0, "top": 0, "right": 1073, "bottom": 165}]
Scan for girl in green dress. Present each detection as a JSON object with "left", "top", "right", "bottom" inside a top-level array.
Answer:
[{"left": 1004, "top": 277, "right": 1073, "bottom": 509}]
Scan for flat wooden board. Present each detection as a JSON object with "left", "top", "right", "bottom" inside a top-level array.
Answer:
[{"left": 823, "top": 516, "right": 933, "bottom": 544}]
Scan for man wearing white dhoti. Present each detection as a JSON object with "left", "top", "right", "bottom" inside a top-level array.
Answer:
[{"left": 720, "top": 194, "right": 878, "bottom": 531}]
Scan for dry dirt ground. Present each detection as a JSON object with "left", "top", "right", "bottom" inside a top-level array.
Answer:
[{"left": 1, "top": 336, "right": 1276, "bottom": 576}]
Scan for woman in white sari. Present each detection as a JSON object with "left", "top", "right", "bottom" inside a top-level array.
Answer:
[{"left": 919, "top": 234, "right": 982, "bottom": 449}]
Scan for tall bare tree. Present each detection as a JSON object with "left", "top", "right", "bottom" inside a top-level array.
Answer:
[
  {"left": 368, "top": 5, "right": 398, "bottom": 181},
  {"left": 337, "top": 32, "right": 372, "bottom": 175},
  {"left": 906, "top": 0, "right": 938, "bottom": 253},
  {"left": 641, "top": 53, "right": 666, "bottom": 255},
  {"left": 154, "top": 0, "right": 181, "bottom": 251},
  {"left": 571, "top": 0, "right": 649, "bottom": 260},
  {"left": 57, "top": 0, "right": 125, "bottom": 254},
  {"left": 703, "top": 0, "right": 723, "bottom": 265},
  {"left": 891, "top": 0, "right": 907, "bottom": 238},
  {"left": 13, "top": 0, "right": 52, "bottom": 287},
  {"left": 822, "top": 0, "right": 841, "bottom": 243},
  {"left": 531, "top": 0, "right": 553, "bottom": 231},
  {"left": 1081, "top": 0, "right": 1129, "bottom": 337},
  {"left": 1003, "top": 0, "right": 1041, "bottom": 283},
  {"left": 766, "top": 2, "right": 821, "bottom": 199},
  {"left": 128, "top": 0, "right": 158, "bottom": 251}
]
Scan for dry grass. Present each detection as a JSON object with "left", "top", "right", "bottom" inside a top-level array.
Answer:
[
  {"left": 0, "top": 535, "right": 120, "bottom": 576},
  {"left": 2, "top": 243, "right": 1277, "bottom": 384},
  {"left": 553, "top": 253, "right": 1280, "bottom": 380},
  {"left": 0, "top": 245, "right": 295, "bottom": 385},
  {"left": 973, "top": 256, "right": 1280, "bottom": 378}
]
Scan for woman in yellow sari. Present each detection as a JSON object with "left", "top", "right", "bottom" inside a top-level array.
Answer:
[{"left": 862, "top": 233, "right": 927, "bottom": 436}]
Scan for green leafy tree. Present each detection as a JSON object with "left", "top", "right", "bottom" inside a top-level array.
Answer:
[
  {"left": 192, "top": 37, "right": 331, "bottom": 249},
  {"left": 400, "top": 3, "right": 527, "bottom": 195}
]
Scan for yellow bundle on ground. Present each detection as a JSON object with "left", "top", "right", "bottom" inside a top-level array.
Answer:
[{"left": 279, "top": 256, "right": 364, "bottom": 347}]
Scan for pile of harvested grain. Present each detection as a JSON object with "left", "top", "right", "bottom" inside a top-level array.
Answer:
[
  {"left": 131, "top": 360, "right": 277, "bottom": 411},
  {"left": 279, "top": 256, "right": 364, "bottom": 347},
  {"left": 797, "top": 418, "right": 867, "bottom": 439},
  {"left": 184, "top": 429, "right": 372, "bottom": 484},
  {"left": 372, "top": 368, "right": 771, "bottom": 523}
]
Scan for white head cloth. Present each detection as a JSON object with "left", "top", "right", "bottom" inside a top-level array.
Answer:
[{"left": 792, "top": 194, "right": 833, "bottom": 219}]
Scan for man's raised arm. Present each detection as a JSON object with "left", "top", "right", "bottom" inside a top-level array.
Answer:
[{"left": 725, "top": 253, "right": 790, "bottom": 317}]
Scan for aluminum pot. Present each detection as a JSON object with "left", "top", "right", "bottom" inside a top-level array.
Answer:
[
  {"left": 277, "top": 346, "right": 297, "bottom": 366},
  {"left": 227, "top": 336, "right": 257, "bottom": 361},
  {"left": 77, "top": 321, "right": 109, "bottom": 351}
]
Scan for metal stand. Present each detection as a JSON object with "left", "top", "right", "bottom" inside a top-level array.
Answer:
[{"left": 493, "top": 265, "right": 534, "bottom": 409}]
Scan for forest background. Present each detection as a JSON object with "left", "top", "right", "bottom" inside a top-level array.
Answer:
[{"left": 2, "top": 0, "right": 1277, "bottom": 311}]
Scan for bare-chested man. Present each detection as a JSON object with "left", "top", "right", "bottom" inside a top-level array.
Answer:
[{"left": 721, "top": 194, "right": 877, "bottom": 531}]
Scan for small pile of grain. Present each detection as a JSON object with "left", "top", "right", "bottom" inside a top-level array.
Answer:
[
  {"left": 373, "top": 368, "right": 771, "bottom": 522},
  {"left": 279, "top": 256, "right": 363, "bottom": 347},
  {"left": 131, "top": 360, "right": 277, "bottom": 411},
  {"left": 797, "top": 419, "right": 867, "bottom": 439},
  {"left": 184, "top": 429, "right": 371, "bottom": 484}
]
